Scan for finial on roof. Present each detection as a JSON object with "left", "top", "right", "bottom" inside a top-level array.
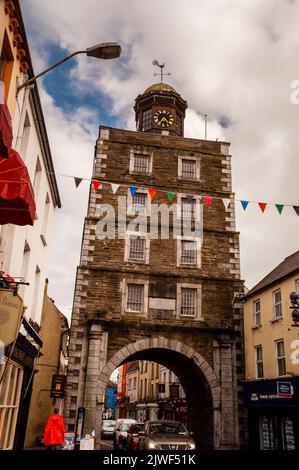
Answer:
[{"left": 152, "top": 60, "right": 171, "bottom": 83}]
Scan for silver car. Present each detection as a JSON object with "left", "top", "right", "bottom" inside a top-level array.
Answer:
[
  {"left": 138, "top": 420, "right": 196, "bottom": 450},
  {"left": 101, "top": 419, "right": 116, "bottom": 439}
]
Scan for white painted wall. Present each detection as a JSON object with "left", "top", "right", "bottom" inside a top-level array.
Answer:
[{"left": 0, "top": 86, "right": 57, "bottom": 325}]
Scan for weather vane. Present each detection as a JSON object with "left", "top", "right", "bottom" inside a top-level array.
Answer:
[{"left": 152, "top": 60, "right": 171, "bottom": 83}]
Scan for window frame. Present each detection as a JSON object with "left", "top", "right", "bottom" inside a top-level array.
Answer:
[
  {"left": 122, "top": 279, "right": 149, "bottom": 316},
  {"left": 177, "top": 283, "right": 202, "bottom": 319},
  {"left": 275, "top": 339, "right": 286, "bottom": 377},
  {"left": 124, "top": 231, "right": 150, "bottom": 264},
  {"left": 178, "top": 155, "right": 200, "bottom": 181},
  {"left": 129, "top": 150, "right": 153, "bottom": 175},
  {"left": 142, "top": 109, "right": 152, "bottom": 131},
  {"left": 272, "top": 289, "right": 282, "bottom": 319},
  {"left": 177, "top": 236, "right": 201, "bottom": 268},
  {"left": 255, "top": 345, "right": 264, "bottom": 379},
  {"left": 127, "top": 189, "right": 151, "bottom": 217},
  {"left": 253, "top": 299, "right": 261, "bottom": 327}
]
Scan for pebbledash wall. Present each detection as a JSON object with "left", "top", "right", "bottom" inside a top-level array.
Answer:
[{"left": 64, "top": 125, "right": 245, "bottom": 449}]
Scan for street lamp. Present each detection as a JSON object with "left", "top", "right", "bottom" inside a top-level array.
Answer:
[{"left": 17, "top": 42, "right": 121, "bottom": 95}]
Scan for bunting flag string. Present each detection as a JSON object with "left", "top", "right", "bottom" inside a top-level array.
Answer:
[{"left": 43, "top": 171, "right": 299, "bottom": 218}]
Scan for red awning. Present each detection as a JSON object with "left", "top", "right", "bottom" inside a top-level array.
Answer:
[
  {"left": 0, "top": 149, "right": 36, "bottom": 226},
  {"left": 0, "top": 83, "right": 13, "bottom": 158}
]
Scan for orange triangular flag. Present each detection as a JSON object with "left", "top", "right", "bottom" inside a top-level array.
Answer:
[
  {"left": 92, "top": 180, "right": 102, "bottom": 191},
  {"left": 148, "top": 189, "right": 157, "bottom": 200},
  {"left": 258, "top": 202, "right": 267, "bottom": 213}
]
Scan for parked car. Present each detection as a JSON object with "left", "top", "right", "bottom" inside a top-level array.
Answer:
[
  {"left": 113, "top": 418, "right": 136, "bottom": 449},
  {"left": 101, "top": 419, "right": 116, "bottom": 439},
  {"left": 138, "top": 420, "right": 196, "bottom": 450},
  {"left": 127, "top": 423, "right": 145, "bottom": 450}
]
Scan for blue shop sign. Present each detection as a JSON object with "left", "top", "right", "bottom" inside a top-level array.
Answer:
[{"left": 277, "top": 381, "right": 292, "bottom": 398}]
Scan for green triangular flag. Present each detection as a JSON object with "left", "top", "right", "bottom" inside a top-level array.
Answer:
[
  {"left": 276, "top": 204, "right": 284, "bottom": 214},
  {"left": 167, "top": 192, "right": 175, "bottom": 202}
]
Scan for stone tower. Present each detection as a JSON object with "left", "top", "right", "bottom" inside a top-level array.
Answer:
[{"left": 64, "top": 82, "right": 244, "bottom": 449}]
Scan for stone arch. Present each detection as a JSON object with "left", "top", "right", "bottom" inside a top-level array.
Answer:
[{"left": 94, "top": 336, "right": 221, "bottom": 449}]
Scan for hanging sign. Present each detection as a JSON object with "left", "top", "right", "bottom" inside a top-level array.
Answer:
[{"left": 0, "top": 289, "right": 23, "bottom": 347}]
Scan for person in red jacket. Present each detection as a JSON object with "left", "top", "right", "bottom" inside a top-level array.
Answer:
[{"left": 43, "top": 408, "right": 66, "bottom": 450}]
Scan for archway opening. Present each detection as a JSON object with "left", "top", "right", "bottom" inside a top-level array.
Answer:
[{"left": 100, "top": 345, "right": 215, "bottom": 450}]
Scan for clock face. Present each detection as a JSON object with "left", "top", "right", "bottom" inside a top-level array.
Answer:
[{"left": 153, "top": 110, "right": 174, "bottom": 128}]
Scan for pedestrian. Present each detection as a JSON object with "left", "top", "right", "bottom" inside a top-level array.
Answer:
[{"left": 43, "top": 407, "right": 65, "bottom": 450}]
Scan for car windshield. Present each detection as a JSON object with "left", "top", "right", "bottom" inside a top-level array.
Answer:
[
  {"left": 149, "top": 422, "right": 188, "bottom": 435},
  {"left": 130, "top": 424, "right": 144, "bottom": 433},
  {"left": 103, "top": 421, "right": 115, "bottom": 428}
]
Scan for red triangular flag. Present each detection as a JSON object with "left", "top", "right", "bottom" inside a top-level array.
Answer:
[
  {"left": 204, "top": 196, "right": 212, "bottom": 206},
  {"left": 148, "top": 189, "right": 157, "bottom": 200},
  {"left": 92, "top": 180, "right": 102, "bottom": 191},
  {"left": 258, "top": 202, "right": 267, "bottom": 213}
]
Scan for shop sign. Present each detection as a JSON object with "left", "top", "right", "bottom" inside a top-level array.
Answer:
[
  {"left": 277, "top": 382, "right": 292, "bottom": 398},
  {"left": 0, "top": 289, "right": 23, "bottom": 347},
  {"left": 169, "top": 383, "right": 179, "bottom": 399},
  {"left": 244, "top": 379, "right": 297, "bottom": 408},
  {"left": 50, "top": 374, "right": 66, "bottom": 398}
]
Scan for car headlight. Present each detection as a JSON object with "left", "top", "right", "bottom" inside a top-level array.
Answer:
[
  {"left": 187, "top": 442, "right": 196, "bottom": 450},
  {"left": 148, "top": 440, "right": 158, "bottom": 449}
]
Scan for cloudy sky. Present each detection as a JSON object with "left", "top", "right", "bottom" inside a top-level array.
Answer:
[{"left": 21, "top": 0, "right": 299, "bottom": 319}]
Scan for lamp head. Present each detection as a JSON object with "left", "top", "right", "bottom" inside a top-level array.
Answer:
[
  {"left": 292, "top": 308, "right": 299, "bottom": 325},
  {"left": 86, "top": 42, "right": 121, "bottom": 60},
  {"left": 290, "top": 291, "right": 299, "bottom": 307}
]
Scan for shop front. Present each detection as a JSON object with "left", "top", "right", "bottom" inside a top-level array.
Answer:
[{"left": 244, "top": 378, "right": 299, "bottom": 450}]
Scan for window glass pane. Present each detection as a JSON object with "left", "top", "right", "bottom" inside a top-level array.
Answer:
[
  {"left": 182, "top": 159, "right": 196, "bottom": 179},
  {"left": 129, "top": 237, "right": 145, "bottom": 260},
  {"left": 133, "top": 155, "right": 149, "bottom": 173},
  {"left": 282, "top": 418, "right": 295, "bottom": 450},
  {"left": 132, "top": 193, "right": 147, "bottom": 213},
  {"left": 181, "top": 288, "right": 196, "bottom": 316},
  {"left": 127, "top": 284, "right": 144, "bottom": 312},
  {"left": 181, "top": 240, "right": 196, "bottom": 264},
  {"left": 181, "top": 198, "right": 196, "bottom": 219},
  {"left": 142, "top": 109, "right": 152, "bottom": 131}
]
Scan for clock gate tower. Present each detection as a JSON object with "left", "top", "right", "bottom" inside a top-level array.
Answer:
[{"left": 64, "top": 82, "right": 245, "bottom": 450}]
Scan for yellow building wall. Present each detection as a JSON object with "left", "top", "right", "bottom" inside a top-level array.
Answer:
[
  {"left": 244, "top": 273, "right": 299, "bottom": 380},
  {"left": 24, "top": 281, "right": 68, "bottom": 448},
  {"left": 0, "top": 0, "right": 27, "bottom": 116}
]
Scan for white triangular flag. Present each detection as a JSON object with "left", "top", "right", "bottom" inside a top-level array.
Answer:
[
  {"left": 111, "top": 183, "right": 120, "bottom": 194},
  {"left": 222, "top": 198, "right": 231, "bottom": 210}
]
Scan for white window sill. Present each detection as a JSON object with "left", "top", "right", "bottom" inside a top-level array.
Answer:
[
  {"left": 129, "top": 171, "right": 151, "bottom": 176},
  {"left": 179, "top": 314, "right": 197, "bottom": 318},
  {"left": 270, "top": 317, "right": 283, "bottom": 324},
  {"left": 252, "top": 324, "right": 262, "bottom": 330}
]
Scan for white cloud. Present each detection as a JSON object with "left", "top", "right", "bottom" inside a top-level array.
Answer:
[{"left": 21, "top": 0, "right": 299, "bottom": 313}]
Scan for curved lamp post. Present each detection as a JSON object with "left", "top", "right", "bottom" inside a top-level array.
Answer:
[{"left": 17, "top": 42, "right": 121, "bottom": 95}]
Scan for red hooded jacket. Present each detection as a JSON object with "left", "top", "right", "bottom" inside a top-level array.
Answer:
[{"left": 43, "top": 413, "right": 66, "bottom": 446}]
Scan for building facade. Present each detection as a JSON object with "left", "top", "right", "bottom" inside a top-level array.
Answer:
[
  {"left": 24, "top": 279, "right": 68, "bottom": 448},
  {"left": 0, "top": 0, "right": 60, "bottom": 450},
  {"left": 64, "top": 82, "right": 244, "bottom": 449},
  {"left": 243, "top": 250, "right": 299, "bottom": 450}
]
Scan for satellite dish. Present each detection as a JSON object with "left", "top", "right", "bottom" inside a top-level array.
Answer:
[{"left": 152, "top": 60, "right": 159, "bottom": 66}]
